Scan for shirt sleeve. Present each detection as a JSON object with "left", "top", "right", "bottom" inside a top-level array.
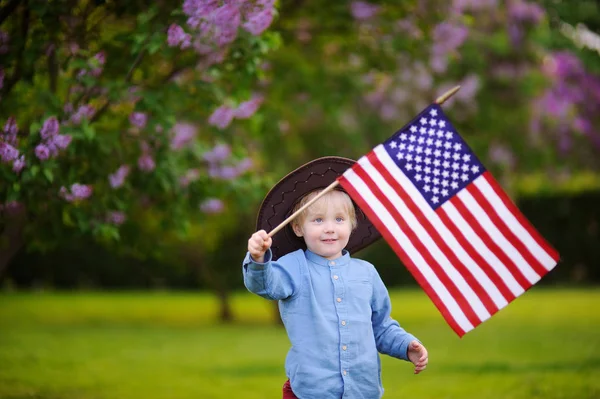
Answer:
[
  {"left": 370, "top": 265, "right": 418, "bottom": 361},
  {"left": 242, "top": 249, "right": 302, "bottom": 301}
]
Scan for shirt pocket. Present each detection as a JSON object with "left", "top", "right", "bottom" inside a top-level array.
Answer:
[{"left": 346, "top": 279, "right": 372, "bottom": 301}]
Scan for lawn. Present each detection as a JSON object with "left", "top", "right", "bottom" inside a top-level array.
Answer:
[{"left": 0, "top": 288, "right": 598, "bottom": 399}]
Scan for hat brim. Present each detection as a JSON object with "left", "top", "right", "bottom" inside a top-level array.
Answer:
[{"left": 256, "top": 156, "right": 381, "bottom": 260}]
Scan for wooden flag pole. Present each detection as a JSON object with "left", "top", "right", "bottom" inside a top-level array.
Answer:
[
  {"left": 267, "top": 180, "right": 340, "bottom": 237},
  {"left": 267, "top": 85, "right": 462, "bottom": 238}
]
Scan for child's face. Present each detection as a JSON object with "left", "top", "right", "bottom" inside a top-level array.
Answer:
[{"left": 292, "top": 191, "right": 353, "bottom": 260}]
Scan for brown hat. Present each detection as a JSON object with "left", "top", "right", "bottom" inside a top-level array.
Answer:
[{"left": 256, "top": 156, "right": 381, "bottom": 260}]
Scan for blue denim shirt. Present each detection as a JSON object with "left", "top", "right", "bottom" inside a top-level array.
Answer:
[{"left": 243, "top": 248, "right": 418, "bottom": 399}]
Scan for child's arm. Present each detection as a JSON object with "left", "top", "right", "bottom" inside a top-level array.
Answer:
[
  {"left": 370, "top": 266, "right": 421, "bottom": 363},
  {"left": 242, "top": 230, "right": 301, "bottom": 301}
]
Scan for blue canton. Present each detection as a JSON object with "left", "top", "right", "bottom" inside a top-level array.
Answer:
[{"left": 383, "top": 104, "right": 485, "bottom": 210}]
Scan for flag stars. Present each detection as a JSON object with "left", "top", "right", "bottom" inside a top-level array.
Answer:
[
  {"left": 428, "top": 128, "right": 436, "bottom": 135},
  {"left": 451, "top": 172, "right": 459, "bottom": 179},
  {"left": 389, "top": 141, "right": 397, "bottom": 149},
  {"left": 461, "top": 173, "right": 469, "bottom": 181},
  {"left": 415, "top": 174, "right": 422, "bottom": 181},
  {"left": 418, "top": 137, "right": 425, "bottom": 145},
  {"left": 400, "top": 133, "right": 408, "bottom": 141},
  {"left": 451, "top": 181, "right": 459, "bottom": 190},
  {"left": 424, "top": 176, "right": 431, "bottom": 183},
  {"left": 432, "top": 187, "right": 439, "bottom": 194},
  {"left": 410, "top": 126, "right": 417, "bottom": 133},
  {"left": 445, "top": 131, "right": 453, "bottom": 140},
  {"left": 396, "top": 152, "right": 404, "bottom": 160},
  {"left": 408, "top": 144, "right": 416, "bottom": 152},
  {"left": 441, "top": 189, "right": 449, "bottom": 197},
  {"left": 433, "top": 169, "right": 440, "bottom": 176},
  {"left": 433, "top": 178, "right": 440, "bottom": 186},
  {"left": 442, "top": 180, "right": 449, "bottom": 187},
  {"left": 453, "top": 153, "right": 461, "bottom": 161},
  {"left": 436, "top": 130, "right": 445, "bottom": 138},
  {"left": 424, "top": 158, "right": 432, "bottom": 165},
  {"left": 444, "top": 141, "right": 452, "bottom": 150},
  {"left": 426, "top": 138, "right": 434, "bottom": 146},
  {"left": 406, "top": 163, "right": 413, "bottom": 171},
  {"left": 416, "top": 146, "right": 424, "bottom": 154},
  {"left": 471, "top": 165, "right": 480, "bottom": 174},
  {"left": 430, "top": 119, "right": 438, "bottom": 126},
  {"left": 432, "top": 196, "right": 439, "bottom": 204},
  {"left": 399, "top": 143, "right": 406, "bottom": 151},
  {"left": 409, "top": 135, "right": 416, "bottom": 143},
  {"left": 434, "top": 149, "right": 442, "bottom": 157},
  {"left": 424, "top": 166, "right": 431, "bottom": 174},
  {"left": 442, "top": 169, "right": 450, "bottom": 177},
  {"left": 433, "top": 159, "right": 441, "bottom": 167},
  {"left": 420, "top": 127, "right": 427, "bottom": 134},
  {"left": 415, "top": 155, "right": 423, "bottom": 163},
  {"left": 463, "top": 154, "right": 471, "bottom": 162},
  {"left": 429, "top": 109, "right": 438, "bottom": 117},
  {"left": 420, "top": 117, "right": 428, "bottom": 125},
  {"left": 415, "top": 164, "right": 422, "bottom": 172},
  {"left": 443, "top": 151, "right": 451, "bottom": 159},
  {"left": 424, "top": 185, "right": 431, "bottom": 192},
  {"left": 439, "top": 120, "right": 446, "bottom": 128},
  {"left": 425, "top": 148, "right": 432, "bottom": 156},
  {"left": 454, "top": 143, "right": 462, "bottom": 151},
  {"left": 435, "top": 140, "right": 443, "bottom": 147}
]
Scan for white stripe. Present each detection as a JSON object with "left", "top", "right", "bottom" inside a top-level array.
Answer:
[
  {"left": 374, "top": 146, "right": 518, "bottom": 303},
  {"left": 344, "top": 167, "right": 474, "bottom": 333},
  {"left": 474, "top": 178, "right": 557, "bottom": 270},
  {"left": 358, "top": 156, "right": 491, "bottom": 321},
  {"left": 457, "top": 189, "right": 541, "bottom": 285}
]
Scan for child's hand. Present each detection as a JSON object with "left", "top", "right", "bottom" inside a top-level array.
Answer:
[
  {"left": 407, "top": 340, "right": 428, "bottom": 374},
  {"left": 248, "top": 230, "right": 272, "bottom": 263}
]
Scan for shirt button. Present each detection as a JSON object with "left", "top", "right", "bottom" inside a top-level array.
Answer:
[
  {"left": 343, "top": 370, "right": 347, "bottom": 376},
  {"left": 333, "top": 275, "right": 339, "bottom": 280},
  {"left": 341, "top": 320, "right": 346, "bottom": 326},
  {"left": 336, "top": 297, "right": 342, "bottom": 303},
  {"left": 329, "top": 261, "right": 336, "bottom": 266},
  {"left": 342, "top": 345, "right": 347, "bottom": 351}
]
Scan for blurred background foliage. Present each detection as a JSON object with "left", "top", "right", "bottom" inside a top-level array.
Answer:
[{"left": 1, "top": 0, "right": 599, "bottom": 318}]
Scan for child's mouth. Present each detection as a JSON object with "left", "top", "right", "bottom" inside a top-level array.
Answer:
[{"left": 322, "top": 239, "right": 337, "bottom": 243}]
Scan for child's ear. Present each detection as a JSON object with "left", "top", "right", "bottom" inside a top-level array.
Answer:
[{"left": 292, "top": 223, "right": 303, "bottom": 237}]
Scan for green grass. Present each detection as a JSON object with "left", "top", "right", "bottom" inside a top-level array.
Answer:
[{"left": 0, "top": 288, "right": 599, "bottom": 399}]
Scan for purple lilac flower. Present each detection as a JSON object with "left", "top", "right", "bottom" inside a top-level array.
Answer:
[
  {"left": 0, "top": 142, "right": 19, "bottom": 163},
  {"left": 60, "top": 183, "right": 93, "bottom": 202},
  {"left": 170, "top": 122, "right": 198, "bottom": 150},
  {"left": 211, "top": 5, "right": 241, "bottom": 46},
  {"left": 234, "top": 95, "right": 263, "bottom": 119},
  {"left": 106, "top": 211, "right": 126, "bottom": 226},
  {"left": 236, "top": 157, "right": 253, "bottom": 173},
  {"left": 129, "top": 112, "right": 148, "bottom": 129},
  {"left": 508, "top": 0, "right": 544, "bottom": 24},
  {"left": 205, "top": 143, "right": 231, "bottom": 163},
  {"left": 350, "top": 1, "right": 380, "bottom": 20},
  {"left": 208, "top": 105, "right": 235, "bottom": 129},
  {"left": 69, "top": 105, "right": 95, "bottom": 125},
  {"left": 452, "top": 0, "right": 498, "bottom": 13},
  {"left": 3, "top": 201, "right": 24, "bottom": 216},
  {"left": 109, "top": 165, "right": 130, "bottom": 188},
  {"left": 3, "top": 117, "right": 18, "bottom": 145},
  {"left": 179, "top": 168, "right": 200, "bottom": 187},
  {"left": 40, "top": 116, "right": 60, "bottom": 140},
  {"left": 168, "top": 24, "right": 192, "bottom": 49},
  {"left": 138, "top": 154, "right": 155, "bottom": 172},
  {"left": 200, "top": 198, "right": 224, "bottom": 214},
  {"left": 35, "top": 144, "right": 50, "bottom": 160},
  {"left": 432, "top": 22, "right": 469, "bottom": 56},
  {"left": 488, "top": 143, "right": 515, "bottom": 168},
  {"left": 242, "top": 8, "right": 274, "bottom": 35},
  {"left": 12, "top": 155, "right": 25, "bottom": 173}
]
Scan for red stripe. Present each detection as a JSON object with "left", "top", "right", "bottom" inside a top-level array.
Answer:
[
  {"left": 483, "top": 172, "right": 560, "bottom": 263},
  {"left": 435, "top": 206, "right": 516, "bottom": 303},
  {"left": 366, "top": 152, "right": 498, "bottom": 316},
  {"left": 338, "top": 173, "right": 467, "bottom": 337},
  {"left": 467, "top": 182, "right": 548, "bottom": 278},
  {"left": 353, "top": 162, "right": 483, "bottom": 327},
  {"left": 449, "top": 195, "right": 532, "bottom": 290}
]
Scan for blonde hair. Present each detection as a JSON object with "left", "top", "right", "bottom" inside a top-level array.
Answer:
[{"left": 291, "top": 189, "right": 358, "bottom": 231}]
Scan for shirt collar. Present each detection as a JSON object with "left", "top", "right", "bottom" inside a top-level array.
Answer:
[{"left": 305, "top": 249, "right": 350, "bottom": 267}]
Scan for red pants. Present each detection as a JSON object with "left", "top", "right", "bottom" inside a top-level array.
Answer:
[{"left": 283, "top": 379, "right": 298, "bottom": 399}]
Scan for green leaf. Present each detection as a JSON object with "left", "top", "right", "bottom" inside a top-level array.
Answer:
[{"left": 43, "top": 168, "right": 54, "bottom": 183}]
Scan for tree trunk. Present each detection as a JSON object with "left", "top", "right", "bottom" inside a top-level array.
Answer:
[
  {"left": 216, "top": 287, "right": 233, "bottom": 322},
  {"left": 0, "top": 211, "right": 26, "bottom": 281}
]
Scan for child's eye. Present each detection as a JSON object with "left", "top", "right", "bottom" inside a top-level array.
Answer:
[
  {"left": 314, "top": 218, "right": 323, "bottom": 223},
  {"left": 336, "top": 217, "right": 344, "bottom": 222}
]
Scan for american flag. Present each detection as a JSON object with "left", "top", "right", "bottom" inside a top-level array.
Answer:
[{"left": 338, "top": 104, "right": 560, "bottom": 336}]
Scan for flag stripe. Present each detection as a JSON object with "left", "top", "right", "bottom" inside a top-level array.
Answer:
[
  {"left": 482, "top": 173, "right": 560, "bottom": 265},
  {"left": 365, "top": 151, "right": 500, "bottom": 316},
  {"left": 354, "top": 157, "right": 487, "bottom": 324},
  {"left": 450, "top": 195, "right": 536, "bottom": 288},
  {"left": 457, "top": 189, "right": 542, "bottom": 285},
  {"left": 440, "top": 201, "right": 527, "bottom": 296},
  {"left": 339, "top": 169, "right": 472, "bottom": 336},
  {"left": 468, "top": 180, "right": 549, "bottom": 277},
  {"left": 373, "top": 147, "right": 516, "bottom": 305}
]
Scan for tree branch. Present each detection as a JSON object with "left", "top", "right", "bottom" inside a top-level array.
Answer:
[
  {"left": 0, "top": 0, "right": 21, "bottom": 26},
  {"left": 1, "top": 1, "right": 30, "bottom": 97}
]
